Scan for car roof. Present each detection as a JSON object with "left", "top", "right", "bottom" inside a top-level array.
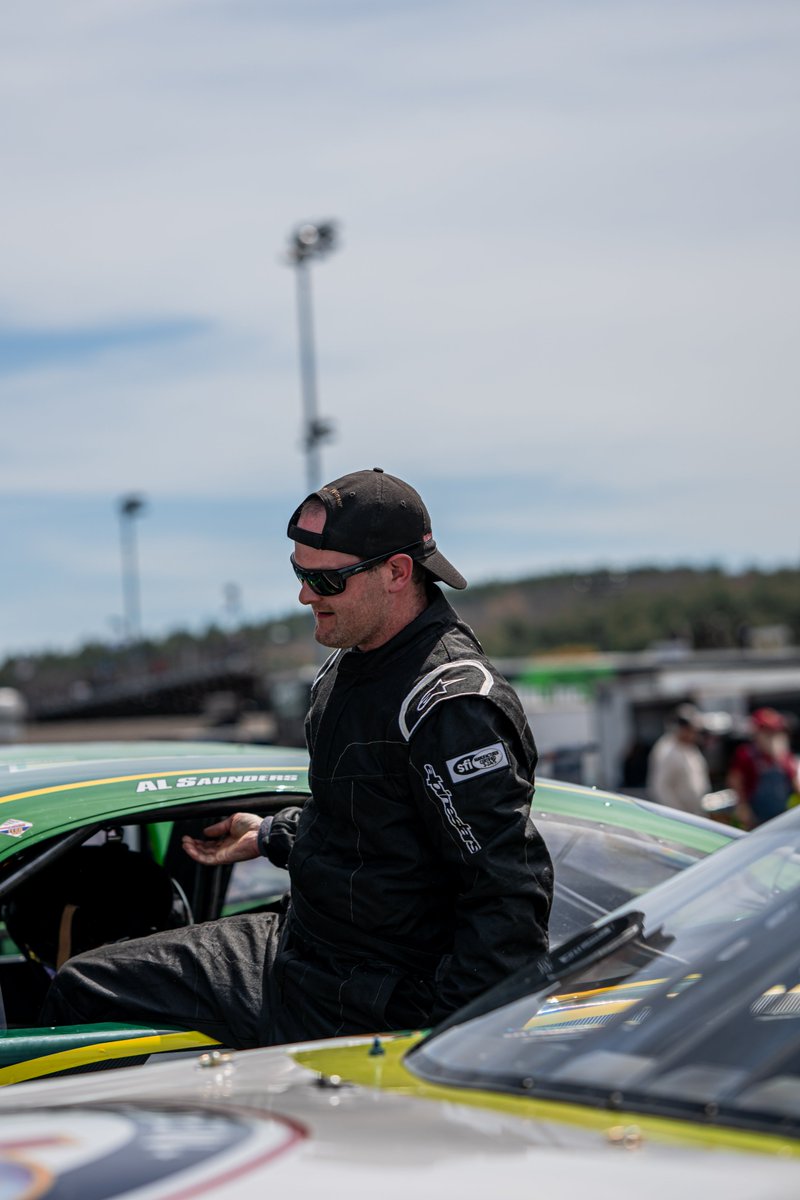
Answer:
[
  {"left": 533, "top": 778, "right": 742, "bottom": 854},
  {"left": 0, "top": 742, "right": 310, "bottom": 860},
  {"left": 0, "top": 740, "right": 739, "bottom": 865}
]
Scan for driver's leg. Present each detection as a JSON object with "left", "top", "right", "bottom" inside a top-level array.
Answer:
[{"left": 40, "top": 913, "right": 282, "bottom": 1049}]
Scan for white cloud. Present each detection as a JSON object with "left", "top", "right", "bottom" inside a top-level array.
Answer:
[{"left": 1, "top": 0, "right": 799, "bottom": 654}]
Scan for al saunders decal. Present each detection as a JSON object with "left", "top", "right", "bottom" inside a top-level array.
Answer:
[{"left": 136, "top": 773, "right": 299, "bottom": 793}]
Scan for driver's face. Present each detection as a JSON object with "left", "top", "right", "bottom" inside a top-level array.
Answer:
[{"left": 293, "top": 510, "right": 394, "bottom": 652}]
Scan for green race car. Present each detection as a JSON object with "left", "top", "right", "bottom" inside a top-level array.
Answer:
[{"left": 0, "top": 741, "right": 740, "bottom": 1085}]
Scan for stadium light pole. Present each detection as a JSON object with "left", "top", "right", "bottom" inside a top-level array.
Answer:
[
  {"left": 118, "top": 494, "right": 146, "bottom": 645},
  {"left": 286, "top": 220, "right": 339, "bottom": 492}
]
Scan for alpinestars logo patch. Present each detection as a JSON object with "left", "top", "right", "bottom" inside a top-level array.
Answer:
[
  {"left": 398, "top": 660, "right": 494, "bottom": 740},
  {"left": 446, "top": 742, "right": 509, "bottom": 784},
  {"left": 417, "top": 675, "right": 467, "bottom": 713},
  {"left": 423, "top": 765, "right": 481, "bottom": 853}
]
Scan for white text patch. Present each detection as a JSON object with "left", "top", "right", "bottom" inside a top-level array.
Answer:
[{"left": 446, "top": 742, "right": 509, "bottom": 784}]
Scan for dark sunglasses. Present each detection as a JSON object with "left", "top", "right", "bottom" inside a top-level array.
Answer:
[{"left": 290, "top": 542, "right": 422, "bottom": 597}]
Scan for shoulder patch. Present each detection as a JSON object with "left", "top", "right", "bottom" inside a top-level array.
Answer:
[{"left": 399, "top": 660, "right": 494, "bottom": 741}]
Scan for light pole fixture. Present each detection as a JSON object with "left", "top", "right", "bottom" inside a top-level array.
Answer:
[
  {"left": 286, "top": 220, "right": 339, "bottom": 492},
  {"left": 118, "top": 493, "right": 146, "bottom": 644}
]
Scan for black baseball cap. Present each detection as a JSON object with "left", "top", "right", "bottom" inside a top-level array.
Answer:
[{"left": 287, "top": 467, "right": 467, "bottom": 590}]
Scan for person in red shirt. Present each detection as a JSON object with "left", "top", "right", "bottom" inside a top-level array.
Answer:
[{"left": 727, "top": 708, "right": 799, "bottom": 829}]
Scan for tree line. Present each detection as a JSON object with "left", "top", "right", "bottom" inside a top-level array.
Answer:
[{"left": 3, "top": 564, "right": 798, "bottom": 709}]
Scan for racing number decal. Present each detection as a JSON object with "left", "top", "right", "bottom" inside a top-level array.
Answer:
[{"left": 0, "top": 1106, "right": 306, "bottom": 1198}]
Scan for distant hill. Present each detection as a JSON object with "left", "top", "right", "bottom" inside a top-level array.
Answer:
[
  {"left": 455, "top": 564, "right": 799, "bottom": 657},
  {"left": 3, "top": 565, "right": 798, "bottom": 712}
]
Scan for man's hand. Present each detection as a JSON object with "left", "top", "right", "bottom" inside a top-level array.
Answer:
[{"left": 182, "top": 812, "right": 263, "bottom": 866}]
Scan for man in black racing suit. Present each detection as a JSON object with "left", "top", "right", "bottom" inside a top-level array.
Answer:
[{"left": 43, "top": 469, "right": 552, "bottom": 1045}]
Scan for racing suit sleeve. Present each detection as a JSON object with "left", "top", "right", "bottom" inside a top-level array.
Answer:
[
  {"left": 406, "top": 697, "right": 553, "bottom": 1022},
  {"left": 262, "top": 806, "right": 303, "bottom": 870}
]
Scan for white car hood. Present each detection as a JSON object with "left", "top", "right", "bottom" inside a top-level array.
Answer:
[{"left": 1, "top": 1037, "right": 798, "bottom": 1200}]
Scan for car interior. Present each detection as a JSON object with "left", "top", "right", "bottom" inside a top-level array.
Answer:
[{"left": 0, "top": 797, "right": 293, "bottom": 1030}]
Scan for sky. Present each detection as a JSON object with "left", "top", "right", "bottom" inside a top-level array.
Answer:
[{"left": 2, "top": 0, "right": 799, "bottom": 660}]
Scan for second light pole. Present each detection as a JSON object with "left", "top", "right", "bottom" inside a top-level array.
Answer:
[
  {"left": 287, "top": 220, "right": 339, "bottom": 492},
  {"left": 118, "top": 493, "right": 146, "bottom": 645}
]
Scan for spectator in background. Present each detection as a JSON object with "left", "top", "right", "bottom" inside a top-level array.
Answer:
[
  {"left": 646, "top": 703, "right": 712, "bottom": 816},
  {"left": 727, "top": 708, "right": 800, "bottom": 829}
]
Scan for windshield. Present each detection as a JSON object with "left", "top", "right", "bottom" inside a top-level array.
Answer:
[
  {"left": 541, "top": 809, "right": 733, "bottom": 946},
  {"left": 410, "top": 807, "right": 800, "bottom": 1136}
]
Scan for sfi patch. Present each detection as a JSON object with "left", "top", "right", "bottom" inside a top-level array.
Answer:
[
  {"left": 399, "top": 660, "right": 494, "bottom": 740},
  {"left": 447, "top": 742, "right": 509, "bottom": 783}
]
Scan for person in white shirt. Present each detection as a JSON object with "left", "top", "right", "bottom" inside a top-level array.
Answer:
[{"left": 647, "top": 704, "right": 711, "bottom": 816}]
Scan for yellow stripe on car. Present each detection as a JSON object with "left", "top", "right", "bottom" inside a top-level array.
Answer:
[
  {"left": 0, "top": 1030, "right": 219, "bottom": 1085},
  {"left": 0, "top": 767, "right": 309, "bottom": 806},
  {"left": 294, "top": 1036, "right": 800, "bottom": 1160}
]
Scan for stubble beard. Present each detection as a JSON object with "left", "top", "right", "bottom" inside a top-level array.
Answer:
[{"left": 312, "top": 609, "right": 360, "bottom": 649}]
